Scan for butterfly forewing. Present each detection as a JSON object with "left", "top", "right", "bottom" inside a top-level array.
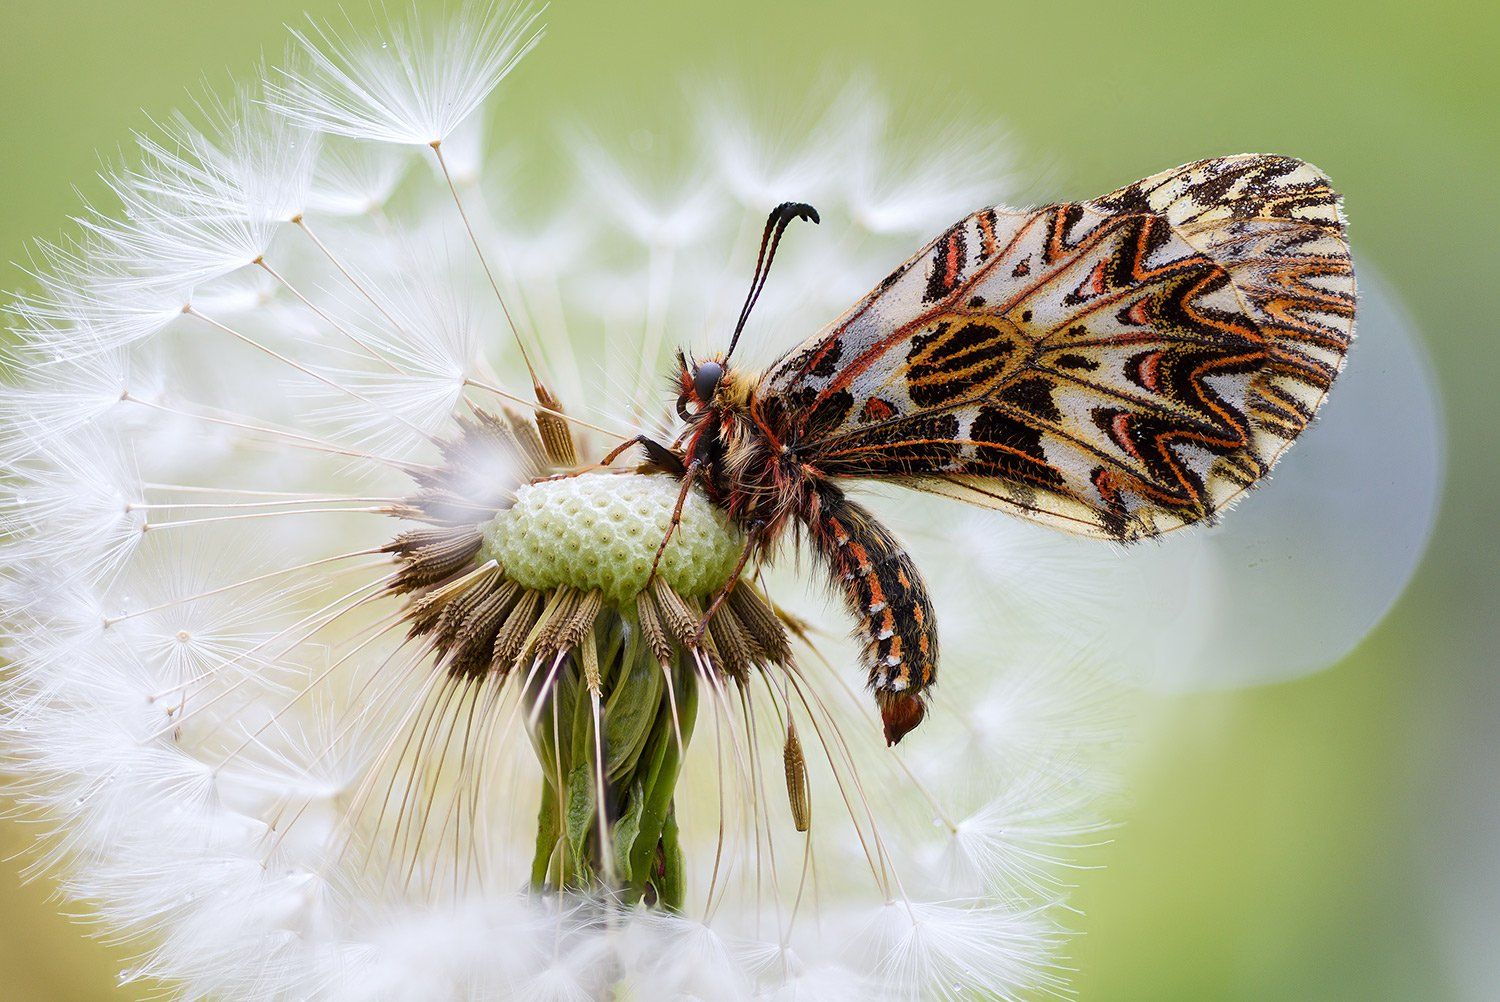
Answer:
[{"left": 760, "top": 154, "right": 1355, "bottom": 540}]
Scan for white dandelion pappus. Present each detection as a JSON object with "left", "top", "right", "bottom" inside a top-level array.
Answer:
[
  {"left": 267, "top": 3, "right": 546, "bottom": 146},
  {"left": 308, "top": 139, "right": 414, "bottom": 218},
  {"left": 0, "top": 3, "right": 1436, "bottom": 999},
  {"left": 9, "top": 235, "right": 192, "bottom": 354},
  {"left": 86, "top": 92, "right": 319, "bottom": 287}
]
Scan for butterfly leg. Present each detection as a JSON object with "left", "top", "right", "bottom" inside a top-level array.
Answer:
[
  {"left": 598, "top": 434, "right": 687, "bottom": 476},
  {"left": 530, "top": 434, "right": 686, "bottom": 484},
  {"left": 689, "top": 521, "right": 764, "bottom": 648},
  {"left": 645, "top": 459, "right": 703, "bottom": 583}
]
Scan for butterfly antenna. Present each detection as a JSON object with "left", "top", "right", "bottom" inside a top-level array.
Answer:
[{"left": 725, "top": 201, "right": 820, "bottom": 362}]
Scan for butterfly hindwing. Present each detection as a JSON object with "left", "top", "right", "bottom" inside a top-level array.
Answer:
[{"left": 759, "top": 154, "right": 1354, "bottom": 540}]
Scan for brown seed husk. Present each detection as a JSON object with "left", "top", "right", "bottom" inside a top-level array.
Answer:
[
  {"left": 491, "top": 588, "right": 543, "bottom": 673},
  {"left": 386, "top": 526, "right": 484, "bottom": 593},
  {"left": 784, "top": 721, "right": 811, "bottom": 832},
  {"left": 635, "top": 589, "right": 674, "bottom": 665},
  {"left": 533, "top": 383, "right": 579, "bottom": 468},
  {"left": 727, "top": 585, "right": 792, "bottom": 667}
]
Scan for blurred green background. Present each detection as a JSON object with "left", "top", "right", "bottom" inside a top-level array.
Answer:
[{"left": 0, "top": 0, "right": 1493, "bottom": 998}]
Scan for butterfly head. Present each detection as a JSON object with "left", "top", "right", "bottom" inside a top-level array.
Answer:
[
  {"left": 674, "top": 351, "right": 752, "bottom": 422},
  {"left": 691, "top": 359, "right": 724, "bottom": 405}
]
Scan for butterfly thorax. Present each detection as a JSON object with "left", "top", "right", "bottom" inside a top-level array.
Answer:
[{"left": 676, "top": 357, "right": 809, "bottom": 539}]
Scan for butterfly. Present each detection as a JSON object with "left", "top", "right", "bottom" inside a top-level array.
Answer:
[{"left": 608, "top": 154, "right": 1355, "bottom": 744}]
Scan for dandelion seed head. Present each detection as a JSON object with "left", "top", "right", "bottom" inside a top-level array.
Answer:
[{"left": 481, "top": 473, "right": 744, "bottom": 604}]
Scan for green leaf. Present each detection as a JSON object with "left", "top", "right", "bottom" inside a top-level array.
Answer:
[
  {"left": 628, "top": 704, "right": 684, "bottom": 883},
  {"left": 656, "top": 804, "right": 686, "bottom": 911},
  {"left": 530, "top": 781, "right": 561, "bottom": 889},
  {"left": 612, "top": 780, "right": 647, "bottom": 886},
  {"left": 564, "top": 758, "right": 596, "bottom": 876},
  {"left": 604, "top": 653, "right": 663, "bottom": 780}
]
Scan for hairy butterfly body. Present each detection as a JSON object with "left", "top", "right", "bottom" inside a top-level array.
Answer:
[{"left": 654, "top": 154, "right": 1353, "bottom": 744}]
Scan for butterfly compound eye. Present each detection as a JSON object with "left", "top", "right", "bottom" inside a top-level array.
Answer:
[{"left": 693, "top": 361, "right": 724, "bottom": 403}]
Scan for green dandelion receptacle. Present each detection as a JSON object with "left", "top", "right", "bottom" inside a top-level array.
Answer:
[{"left": 480, "top": 473, "right": 745, "bottom": 605}]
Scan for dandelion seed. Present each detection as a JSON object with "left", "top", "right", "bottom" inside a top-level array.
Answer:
[{"left": 268, "top": 2, "right": 546, "bottom": 146}]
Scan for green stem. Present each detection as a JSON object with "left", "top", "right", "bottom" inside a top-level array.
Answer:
[{"left": 527, "top": 608, "right": 698, "bottom": 907}]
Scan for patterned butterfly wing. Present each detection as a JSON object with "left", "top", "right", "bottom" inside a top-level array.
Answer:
[{"left": 759, "top": 154, "right": 1355, "bottom": 540}]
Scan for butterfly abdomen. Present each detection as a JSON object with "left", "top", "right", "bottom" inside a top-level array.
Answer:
[{"left": 806, "top": 483, "right": 935, "bottom": 744}]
